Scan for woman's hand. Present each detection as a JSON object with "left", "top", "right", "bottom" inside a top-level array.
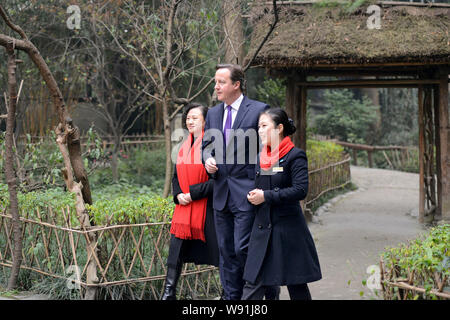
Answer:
[
  {"left": 184, "top": 193, "right": 192, "bottom": 203},
  {"left": 247, "top": 189, "right": 265, "bottom": 205},
  {"left": 177, "top": 193, "right": 192, "bottom": 206}
]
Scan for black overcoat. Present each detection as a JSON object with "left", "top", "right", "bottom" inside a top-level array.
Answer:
[
  {"left": 169, "top": 164, "right": 220, "bottom": 267},
  {"left": 243, "top": 147, "right": 322, "bottom": 285}
]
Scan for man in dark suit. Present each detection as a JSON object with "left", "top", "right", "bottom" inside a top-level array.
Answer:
[{"left": 202, "top": 64, "right": 270, "bottom": 300}]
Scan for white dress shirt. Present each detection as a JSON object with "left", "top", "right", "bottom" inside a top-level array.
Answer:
[{"left": 222, "top": 94, "right": 244, "bottom": 131}]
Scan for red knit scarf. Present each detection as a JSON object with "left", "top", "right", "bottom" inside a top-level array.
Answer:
[
  {"left": 170, "top": 131, "right": 209, "bottom": 241},
  {"left": 260, "top": 136, "right": 295, "bottom": 171}
]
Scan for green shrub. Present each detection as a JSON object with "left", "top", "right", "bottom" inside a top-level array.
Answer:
[
  {"left": 88, "top": 145, "right": 166, "bottom": 190},
  {"left": 381, "top": 224, "right": 450, "bottom": 300},
  {"left": 0, "top": 183, "right": 174, "bottom": 226},
  {"left": 306, "top": 139, "right": 346, "bottom": 170},
  {"left": 314, "top": 89, "right": 378, "bottom": 144},
  {"left": 87, "top": 189, "right": 174, "bottom": 225}
]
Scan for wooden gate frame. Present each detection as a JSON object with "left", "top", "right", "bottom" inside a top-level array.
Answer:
[{"left": 281, "top": 67, "right": 450, "bottom": 224}]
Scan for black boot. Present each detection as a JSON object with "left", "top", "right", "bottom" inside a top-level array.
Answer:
[{"left": 161, "top": 263, "right": 182, "bottom": 300}]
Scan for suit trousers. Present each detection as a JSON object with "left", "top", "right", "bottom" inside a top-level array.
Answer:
[{"left": 214, "top": 205, "right": 255, "bottom": 300}]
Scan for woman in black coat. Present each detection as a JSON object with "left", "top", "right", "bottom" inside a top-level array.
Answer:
[
  {"left": 242, "top": 108, "right": 322, "bottom": 300},
  {"left": 162, "top": 103, "right": 219, "bottom": 300}
]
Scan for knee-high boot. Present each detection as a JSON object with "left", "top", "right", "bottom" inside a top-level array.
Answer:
[{"left": 161, "top": 261, "right": 182, "bottom": 300}]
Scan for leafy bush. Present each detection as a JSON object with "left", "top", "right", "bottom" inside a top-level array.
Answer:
[
  {"left": 0, "top": 183, "right": 174, "bottom": 226},
  {"left": 254, "top": 77, "right": 286, "bottom": 109},
  {"left": 87, "top": 184, "right": 174, "bottom": 225},
  {"left": 381, "top": 224, "right": 450, "bottom": 300},
  {"left": 306, "top": 139, "right": 346, "bottom": 170},
  {"left": 117, "top": 145, "right": 166, "bottom": 187},
  {"left": 0, "top": 129, "right": 105, "bottom": 191}
]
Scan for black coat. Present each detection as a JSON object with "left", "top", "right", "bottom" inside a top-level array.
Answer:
[
  {"left": 169, "top": 164, "right": 220, "bottom": 267},
  {"left": 243, "top": 147, "right": 322, "bottom": 286}
]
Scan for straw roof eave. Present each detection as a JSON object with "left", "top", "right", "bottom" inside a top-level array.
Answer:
[{"left": 245, "top": 4, "right": 450, "bottom": 69}]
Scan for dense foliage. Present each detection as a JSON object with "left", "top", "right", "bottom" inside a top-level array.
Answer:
[
  {"left": 314, "top": 89, "right": 378, "bottom": 144},
  {"left": 381, "top": 224, "right": 450, "bottom": 299},
  {"left": 307, "top": 139, "right": 346, "bottom": 169},
  {"left": 0, "top": 182, "right": 174, "bottom": 227}
]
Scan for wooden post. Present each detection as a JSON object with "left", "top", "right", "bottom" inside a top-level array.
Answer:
[
  {"left": 418, "top": 85, "right": 425, "bottom": 223},
  {"left": 286, "top": 72, "right": 305, "bottom": 150},
  {"left": 298, "top": 82, "right": 307, "bottom": 152},
  {"left": 285, "top": 75, "right": 298, "bottom": 126},
  {"left": 434, "top": 85, "right": 442, "bottom": 219},
  {"left": 437, "top": 72, "right": 450, "bottom": 223},
  {"left": 367, "top": 150, "right": 373, "bottom": 168},
  {"left": 353, "top": 149, "right": 358, "bottom": 166}
]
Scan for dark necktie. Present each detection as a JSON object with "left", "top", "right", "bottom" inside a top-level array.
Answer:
[{"left": 224, "top": 105, "right": 232, "bottom": 145}]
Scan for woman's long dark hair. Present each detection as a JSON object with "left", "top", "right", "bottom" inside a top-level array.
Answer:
[{"left": 260, "top": 108, "right": 296, "bottom": 137}]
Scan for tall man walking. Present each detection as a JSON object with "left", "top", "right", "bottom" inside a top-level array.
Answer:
[{"left": 202, "top": 64, "right": 269, "bottom": 300}]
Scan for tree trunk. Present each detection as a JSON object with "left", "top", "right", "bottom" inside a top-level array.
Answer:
[
  {"left": 5, "top": 42, "right": 23, "bottom": 290},
  {"left": 360, "top": 82, "right": 381, "bottom": 144},
  {"left": 162, "top": 96, "right": 173, "bottom": 198},
  {"left": 56, "top": 124, "right": 99, "bottom": 299},
  {"left": 111, "top": 140, "right": 120, "bottom": 183},
  {"left": 223, "top": 0, "right": 245, "bottom": 64},
  {"left": 67, "top": 122, "right": 93, "bottom": 205},
  {"left": 0, "top": 7, "right": 97, "bottom": 297}
]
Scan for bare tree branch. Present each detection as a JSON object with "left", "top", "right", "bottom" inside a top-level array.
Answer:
[{"left": 0, "top": 6, "right": 28, "bottom": 40}]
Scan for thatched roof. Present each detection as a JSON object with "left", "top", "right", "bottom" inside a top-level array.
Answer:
[{"left": 245, "top": 1, "right": 450, "bottom": 68}]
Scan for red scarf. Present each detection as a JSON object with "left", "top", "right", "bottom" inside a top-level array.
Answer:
[
  {"left": 170, "top": 131, "right": 209, "bottom": 241},
  {"left": 260, "top": 136, "right": 295, "bottom": 171}
]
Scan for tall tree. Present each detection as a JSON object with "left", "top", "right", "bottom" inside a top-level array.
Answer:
[
  {"left": 3, "top": 38, "right": 22, "bottom": 290},
  {"left": 102, "top": 0, "right": 225, "bottom": 197},
  {"left": 223, "top": 0, "right": 245, "bottom": 64},
  {"left": 0, "top": 5, "right": 97, "bottom": 298},
  {"left": 102, "top": 0, "right": 279, "bottom": 196}
]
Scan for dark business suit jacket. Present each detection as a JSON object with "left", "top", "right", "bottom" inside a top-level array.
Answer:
[
  {"left": 243, "top": 147, "right": 322, "bottom": 286},
  {"left": 202, "top": 96, "right": 269, "bottom": 212}
]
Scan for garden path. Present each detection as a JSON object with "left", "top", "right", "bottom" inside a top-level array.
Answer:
[{"left": 280, "top": 166, "right": 429, "bottom": 300}]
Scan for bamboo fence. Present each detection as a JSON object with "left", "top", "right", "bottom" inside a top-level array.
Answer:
[
  {"left": 305, "top": 155, "right": 352, "bottom": 215},
  {"left": 0, "top": 206, "right": 220, "bottom": 300},
  {"left": 0, "top": 155, "right": 352, "bottom": 299}
]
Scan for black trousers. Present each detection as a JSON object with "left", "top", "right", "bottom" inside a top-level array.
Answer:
[
  {"left": 214, "top": 207, "right": 255, "bottom": 300},
  {"left": 242, "top": 278, "right": 311, "bottom": 300}
]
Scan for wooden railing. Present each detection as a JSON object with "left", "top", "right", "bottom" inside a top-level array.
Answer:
[{"left": 329, "top": 140, "right": 412, "bottom": 168}]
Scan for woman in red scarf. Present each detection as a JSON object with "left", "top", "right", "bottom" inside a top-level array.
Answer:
[
  {"left": 242, "top": 108, "right": 322, "bottom": 300},
  {"left": 162, "top": 103, "right": 219, "bottom": 300}
]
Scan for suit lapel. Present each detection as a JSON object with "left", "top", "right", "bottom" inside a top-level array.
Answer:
[
  {"left": 232, "top": 96, "right": 250, "bottom": 130},
  {"left": 225, "top": 96, "right": 250, "bottom": 150},
  {"left": 217, "top": 102, "right": 225, "bottom": 130}
]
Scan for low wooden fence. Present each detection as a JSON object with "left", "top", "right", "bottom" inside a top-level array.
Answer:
[
  {"left": 304, "top": 155, "right": 352, "bottom": 216},
  {"left": 328, "top": 140, "right": 414, "bottom": 169},
  {"left": 0, "top": 207, "right": 220, "bottom": 300},
  {"left": 0, "top": 150, "right": 352, "bottom": 299},
  {"left": 17, "top": 134, "right": 165, "bottom": 154}
]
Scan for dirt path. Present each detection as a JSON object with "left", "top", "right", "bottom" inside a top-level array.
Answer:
[{"left": 281, "top": 166, "right": 429, "bottom": 300}]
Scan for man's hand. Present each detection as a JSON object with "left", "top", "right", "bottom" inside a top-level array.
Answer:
[
  {"left": 177, "top": 193, "right": 192, "bottom": 206},
  {"left": 205, "top": 157, "right": 218, "bottom": 174},
  {"left": 247, "top": 189, "right": 265, "bottom": 205}
]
